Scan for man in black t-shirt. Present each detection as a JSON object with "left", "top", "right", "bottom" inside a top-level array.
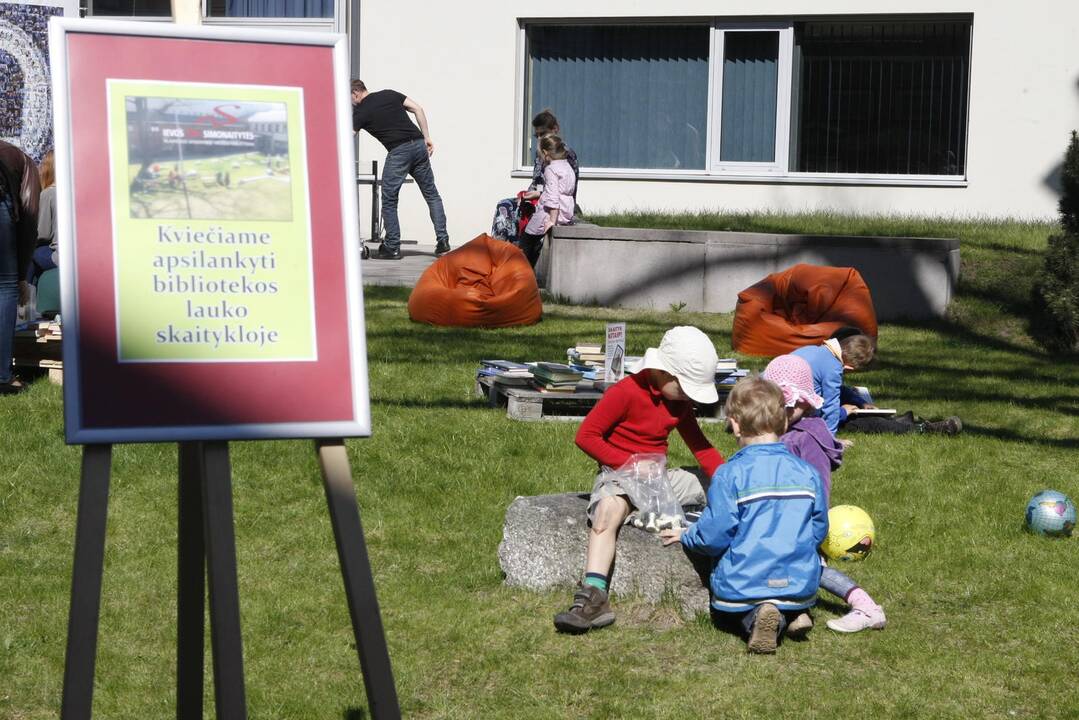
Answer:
[{"left": 352, "top": 79, "right": 450, "bottom": 260}]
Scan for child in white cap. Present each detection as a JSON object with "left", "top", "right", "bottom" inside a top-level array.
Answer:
[
  {"left": 554, "top": 326, "right": 726, "bottom": 634},
  {"left": 763, "top": 354, "right": 887, "bottom": 634}
]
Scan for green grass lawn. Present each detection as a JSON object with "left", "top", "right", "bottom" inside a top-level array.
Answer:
[{"left": 2, "top": 215, "right": 1078, "bottom": 719}]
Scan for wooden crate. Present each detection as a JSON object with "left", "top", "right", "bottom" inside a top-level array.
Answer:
[{"left": 476, "top": 375, "right": 727, "bottom": 423}]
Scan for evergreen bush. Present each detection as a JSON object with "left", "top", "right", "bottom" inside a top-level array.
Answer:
[{"left": 1033, "top": 131, "right": 1079, "bottom": 351}]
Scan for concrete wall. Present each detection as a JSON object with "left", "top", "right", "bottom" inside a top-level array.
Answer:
[
  {"left": 547, "top": 225, "right": 960, "bottom": 320},
  {"left": 356, "top": 1, "right": 1079, "bottom": 245}
]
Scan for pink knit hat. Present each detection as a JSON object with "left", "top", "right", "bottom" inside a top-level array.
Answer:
[{"left": 762, "top": 355, "right": 823, "bottom": 409}]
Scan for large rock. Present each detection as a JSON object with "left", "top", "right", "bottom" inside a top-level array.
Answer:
[{"left": 497, "top": 493, "right": 710, "bottom": 612}]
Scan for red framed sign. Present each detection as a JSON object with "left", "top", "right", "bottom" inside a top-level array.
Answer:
[{"left": 50, "top": 19, "right": 369, "bottom": 443}]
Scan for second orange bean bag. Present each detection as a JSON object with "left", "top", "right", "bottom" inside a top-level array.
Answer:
[
  {"left": 407, "top": 234, "right": 542, "bottom": 328},
  {"left": 732, "top": 264, "right": 878, "bottom": 356}
]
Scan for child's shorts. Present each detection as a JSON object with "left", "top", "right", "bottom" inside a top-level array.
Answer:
[{"left": 586, "top": 466, "right": 709, "bottom": 524}]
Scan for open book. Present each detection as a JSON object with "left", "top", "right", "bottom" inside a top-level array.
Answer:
[{"left": 847, "top": 408, "right": 897, "bottom": 417}]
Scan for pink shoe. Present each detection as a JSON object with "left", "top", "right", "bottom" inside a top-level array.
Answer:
[{"left": 826, "top": 606, "right": 886, "bottom": 633}]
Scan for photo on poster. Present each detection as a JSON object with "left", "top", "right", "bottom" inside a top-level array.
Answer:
[
  {"left": 107, "top": 80, "right": 316, "bottom": 364},
  {"left": 125, "top": 96, "right": 293, "bottom": 221}
]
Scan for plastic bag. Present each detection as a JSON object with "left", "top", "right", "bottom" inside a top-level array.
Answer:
[{"left": 605, "top": 453, "right": 686, "bottom": 533}]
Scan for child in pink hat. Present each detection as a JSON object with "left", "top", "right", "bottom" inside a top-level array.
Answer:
[{"left": 763, "top": 354, "right": 887, "bottom": 635}]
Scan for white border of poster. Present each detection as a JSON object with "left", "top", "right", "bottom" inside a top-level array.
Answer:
[{"left": 51, "top": 18, "right": 371, "bottom": 443}]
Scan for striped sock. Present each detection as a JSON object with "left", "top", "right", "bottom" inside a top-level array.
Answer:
[{"left": 583, "top": 573, "right": 608, "bottom": 592}]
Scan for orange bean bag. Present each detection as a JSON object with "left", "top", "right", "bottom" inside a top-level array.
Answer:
[
  {"left": 732, "top": 264, "right": 878, "bottom": 357},
  {"left": 407, "top": 234, "right": 542, "bottom": 328}
]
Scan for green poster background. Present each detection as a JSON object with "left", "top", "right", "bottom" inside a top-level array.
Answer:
[{"left": 107, "top": 80, "right": 316, "bottom": 362}]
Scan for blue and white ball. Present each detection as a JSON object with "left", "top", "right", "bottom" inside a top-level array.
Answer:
[{"left": 1025, "top": 490, "right": 1076, "bottom": 538}]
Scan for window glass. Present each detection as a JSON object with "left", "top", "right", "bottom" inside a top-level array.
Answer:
[
  {"left": 90, "top": 0, "right": 170, "bottom": 16},
  {"left": 720, "top": 31, "right": 780, "bottom": 163},
  {"left": 791, "top": 20, "right": 970, "bottom": 175},
  {"left": 526, "top": 24, "right": 709, "bottom": 170},
  {"left": 205, "top": 0, "right": 333, "bottom": 18}
]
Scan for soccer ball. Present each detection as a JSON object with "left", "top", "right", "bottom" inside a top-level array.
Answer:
[
  {"left": 821, "top": 505, "right": 875, "bottom": 561},
  {"left": 1025, "top": 490, "right": 1076, "bottom": 538}
]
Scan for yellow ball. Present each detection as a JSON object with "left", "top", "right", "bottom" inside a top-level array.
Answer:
[{"left": 821, "top": 505, "right": 876, "bottom": 561}]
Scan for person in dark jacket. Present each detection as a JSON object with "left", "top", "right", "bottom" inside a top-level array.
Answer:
[
  {"left": 0, "top": 140, "right": 41, "bottom": 393},
  {"left": 662, "top": 376, "right": 828, "bottom": 654}
]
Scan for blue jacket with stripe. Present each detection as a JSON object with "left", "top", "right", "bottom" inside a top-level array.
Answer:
[{"left": 681, "top": 442, "right": 829, "bottom": 613}]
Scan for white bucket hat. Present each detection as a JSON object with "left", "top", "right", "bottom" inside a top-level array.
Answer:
[{"left": 639, "top": 326, "right": 719, "bottom": 404}]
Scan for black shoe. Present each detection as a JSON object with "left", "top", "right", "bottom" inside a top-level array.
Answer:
[
  {"left": 434, "top": 241, "right": 451, "bottom": 256},
  {"left": 375, "top": 245, "right": 402, "bottom": 260},
  {"left": 922, "top": 416, "right": 963, "bottom": 435}
]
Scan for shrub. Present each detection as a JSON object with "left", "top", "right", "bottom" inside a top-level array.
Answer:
[{"left": 1033, "top": 131, "right": 1079, "bottom": 351}]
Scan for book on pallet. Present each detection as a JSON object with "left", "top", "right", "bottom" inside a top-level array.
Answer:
[
  {"left": 532, "top": 362, "right": 584, "bottom": 384},
  {"left": 716, "top": 357, "right": 738, "bottom": 372},
  {"left": 480, "top": 359, "right": 532, "bottom": 374}
]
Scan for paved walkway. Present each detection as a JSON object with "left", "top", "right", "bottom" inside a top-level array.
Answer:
[{"left": 359, "top": 240, "right": 438, "bottom": 287}]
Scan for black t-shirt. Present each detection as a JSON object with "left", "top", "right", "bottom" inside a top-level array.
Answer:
[{"left": 352, "top": 89, "right": 424, "bottom": 151}]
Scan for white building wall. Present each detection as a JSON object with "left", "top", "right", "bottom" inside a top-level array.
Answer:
[{"left": 356, "top": 1, "right": 1079, "bottom": 245}]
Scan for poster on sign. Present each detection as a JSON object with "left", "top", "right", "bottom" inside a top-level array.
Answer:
[
  {"left": 604, "top": 322, "right": 626, "bottom": 383},
  {"left": 50, "top": 20, "right": 368, "bottom": 443}
]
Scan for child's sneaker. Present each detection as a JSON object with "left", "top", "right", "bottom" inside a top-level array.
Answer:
[
  {"left": 747, "top": 603, "right": 781, "bottom": 654},
  {"left": 785, "top": 612, "right": 813, "bottom": 639},
  {"left": 826, "top": 606, "right": 887, "bottom": 633},
  {"left": 553, "top": 583, "right": 615, "bottom": 634}
]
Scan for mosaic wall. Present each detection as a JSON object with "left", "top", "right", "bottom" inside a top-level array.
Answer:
[{"left": 1, "top": 1, "right": 64, "bottom": 162}]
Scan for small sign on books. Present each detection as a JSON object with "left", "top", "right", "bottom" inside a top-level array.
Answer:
[{"left": 604, "top": 322, "right": 626, "bottom": 383}]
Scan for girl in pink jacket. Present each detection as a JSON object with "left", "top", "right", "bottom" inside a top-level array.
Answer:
[{"left": 518, "top": 135, "right": 576, "bottom": 268}]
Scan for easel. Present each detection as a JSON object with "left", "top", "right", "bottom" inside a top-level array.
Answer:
[{"left": 60, "top": 439, "right": 400, "bottom": 719}]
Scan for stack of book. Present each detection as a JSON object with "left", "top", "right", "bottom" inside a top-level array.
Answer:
[
  {"left": 12, "top": 317, "right": 63, "bottom": 367},
  {"left": 477, "top": 359, "right": 534, "bottom": 387},
  {"left": 566, "top": 341, "right": 604, "bottom": 367},
  {"left": 715, "top": 358, "right": 749, "bottom": 392},
  {"left": 531, "top": 362, "right": 584, "bottom": 392}
]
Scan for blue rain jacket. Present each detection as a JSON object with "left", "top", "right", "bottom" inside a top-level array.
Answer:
[{"left": 681, "top": 443, "right": 828, "bottom": 613}]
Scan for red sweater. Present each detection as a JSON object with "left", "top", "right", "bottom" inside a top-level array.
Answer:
[{"left": 575, "top": 372, "right": 724, "bottom": 477}]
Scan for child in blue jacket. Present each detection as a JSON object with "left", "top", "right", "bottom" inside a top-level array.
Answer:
[{"left": 662, "top": 376, "right": 828, "bottom": 654}]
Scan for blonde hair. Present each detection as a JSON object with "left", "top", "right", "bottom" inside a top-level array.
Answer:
[
  {"left": 725, "top": 377, "right": 787, "bottom": 438},
  {"left": 839, "top": 334, "right": 876, "bottom": 370},
  {"left": 39, "top": 151, "right": 55, "bottom": 189},
  {"left": 538, "top": 134, "right": 567, "bottom": 161}
]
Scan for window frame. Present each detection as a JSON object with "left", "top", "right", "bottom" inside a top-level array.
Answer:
[
  {"left": 710, "top": 21, "right": 793, "bottom": 175},
  {"left": 85, "top": 0, "right": 345, "bottom": 31},
  {"left": 516, "top": 14, "right": 972, "bottom": 186}
]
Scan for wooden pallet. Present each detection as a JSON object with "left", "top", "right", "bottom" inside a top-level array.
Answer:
[{"left": 476, "top": 375, "right": 727, "bottom": 423}]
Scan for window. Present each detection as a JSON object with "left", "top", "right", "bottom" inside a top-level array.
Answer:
[
  {"left": 791, "top": 21, "right": 970, "bottom": 175},
  {"left": 205, "top": 0, "right": 333, "bottom": 19},
  {"left": 520, "top": 16, "right": 971, "bottom": 180},
  {"left": 525, "top": 24, "right": 709, "bottom": 170},
  {"left": 89, "top": 0, "right": 169, "bottom": 16}
]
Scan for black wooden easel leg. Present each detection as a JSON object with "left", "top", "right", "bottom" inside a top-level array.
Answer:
[
  {"left": 201, "top": 441, "right": 247, "bottom": 720},
  {"left": 177, "top": 442, "right": 206, "bottom": 720},
  {"left": 316, "top": 439, "right": 400, "bottom": 720},
  {"left": 61, "top": 444, "right": 113, "bottom": 720}
]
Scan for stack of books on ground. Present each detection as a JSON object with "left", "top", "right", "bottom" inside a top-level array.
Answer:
[
  {"left": 530, "top": 362, "right": 584, "bottom": 392},
  {"left": 477, "top": 359, "right": 534, "bottom": 387}
]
